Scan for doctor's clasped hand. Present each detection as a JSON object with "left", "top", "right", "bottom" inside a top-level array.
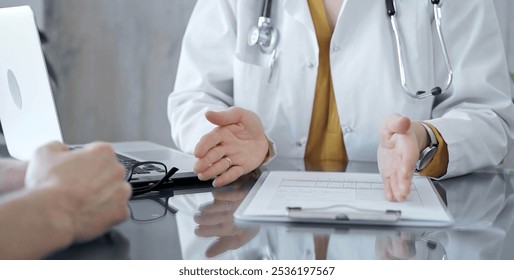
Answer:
[{"left": 194, "top": 107, "right": 269, "bottom": 188}]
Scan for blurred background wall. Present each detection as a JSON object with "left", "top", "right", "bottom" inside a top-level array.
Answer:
[{"left": 42, "top": 0, "right": 197, "bottom": 146}]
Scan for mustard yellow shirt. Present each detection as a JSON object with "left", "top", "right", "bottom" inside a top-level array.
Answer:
[{"left": 305, "top": 0, "right": 347, "bottom": 172}]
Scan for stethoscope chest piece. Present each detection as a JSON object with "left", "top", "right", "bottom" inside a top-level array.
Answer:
[{"left": 248, "top": 0, "right": 279, "bottom": 54}]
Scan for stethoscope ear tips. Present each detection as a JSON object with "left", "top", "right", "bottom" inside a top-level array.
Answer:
[
  {"left": 431, "top": 87, "right": 443, "bottom": 96},
  {"left": 415, "top": 87, "right": 442, "bottom": 97}
]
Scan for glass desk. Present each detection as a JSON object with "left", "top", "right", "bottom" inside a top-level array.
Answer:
[{"left": 47, "top": 158, "right": 514, "bottom": 260}]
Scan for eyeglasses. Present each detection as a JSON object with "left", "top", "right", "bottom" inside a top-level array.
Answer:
[
  {"left": 128, "top": 189, "right": 178, "bottom": 222},
  {"left": 124, "top": 161, "right": 179, "bottom": 197}
]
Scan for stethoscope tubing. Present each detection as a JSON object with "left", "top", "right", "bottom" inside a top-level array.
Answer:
[
  {"left": 386, "top": 0, "right": 453, "bottom": 98},
  {"left": 248, "top": 0, "right": 454, "bottom": 99}
]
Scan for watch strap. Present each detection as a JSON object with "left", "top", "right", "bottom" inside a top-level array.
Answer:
[
  {"left": 420, "top": 122, "right": 437, "bottom": 147},
  {"left": 416, "top": 123, "right": 438, "bottom": 171}
]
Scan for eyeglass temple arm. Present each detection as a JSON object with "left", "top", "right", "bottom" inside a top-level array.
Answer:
[{"left": 157, "top": 167, "right": 179, "bottom": 186}]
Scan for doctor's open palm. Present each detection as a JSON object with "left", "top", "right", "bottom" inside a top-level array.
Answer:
[
  {"left": 378, "top": 115, "right": 427, "bottom": 202},
  {"left": 194, "top": 107, "right": 269, "bottom": 187}
]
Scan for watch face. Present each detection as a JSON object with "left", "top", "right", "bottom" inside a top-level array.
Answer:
[{"left": 416, "top": 146, "right": 438, "bottom": 171}]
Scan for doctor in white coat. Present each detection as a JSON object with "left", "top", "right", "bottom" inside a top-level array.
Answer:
[{"left": 168, "top": 0, "right": 514, "bottom": 201}]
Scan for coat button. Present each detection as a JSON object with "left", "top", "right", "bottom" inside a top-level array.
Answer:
[
  {"left": 342, "top": 126, "right": 353, "bottom": 134},
  {"left": 307, "top": 62, "right": 315, "bottom": 69},
  {"left": 296, "top": 141, "right": 303, "bottom": 147},
  {"left": 332, "top": 45, "right": 340, "bottom": 52}
]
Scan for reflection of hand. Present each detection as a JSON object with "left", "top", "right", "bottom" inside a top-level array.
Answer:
[
  {"left": 193, "top": 107, "right": 269, "bottom": 187},
  {"left": 377, "top": 114, "right": 427, "bottom": 201},
  {"left": 375, "top": 232, "right": 416, "bottom": 260},
  {"left": 194, "top": 185, "right": 259, "bottom": 258}
]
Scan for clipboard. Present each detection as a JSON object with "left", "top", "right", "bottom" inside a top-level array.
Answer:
[{"left": 234, "top": 171, "right": 454, "bottom": 227}]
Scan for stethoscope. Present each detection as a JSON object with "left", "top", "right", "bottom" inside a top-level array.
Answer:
[
  {"left": 247, "top": 0, "right": 454, "bottom": 99},
  {"left": 386, "top": 0, "right": 453, "bottom": 98},
  {"left": 247, "top": 0, "right": 279, "bottom": 54}
]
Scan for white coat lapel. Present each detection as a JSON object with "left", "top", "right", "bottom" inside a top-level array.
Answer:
[{"left": 282, "top": 0, "right": 316, "bottom": 42}]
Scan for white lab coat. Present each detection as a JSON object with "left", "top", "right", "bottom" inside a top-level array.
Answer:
[{"left": 169, "top": 0, "right": 514, "bottom": 179}]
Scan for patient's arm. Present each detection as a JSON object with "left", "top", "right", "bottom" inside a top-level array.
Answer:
[
  {"left": 0, "top": 159, "right": 28, "bottom": 193},
  {"left": 0, "top": 188, "right": 73, "bottom": 259}
]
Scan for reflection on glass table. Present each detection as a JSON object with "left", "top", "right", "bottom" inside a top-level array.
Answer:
[
  {"left": 129, "top": 189, "right": 177, "bottom": 222},
  {"left": 47, "top": 230, "right": 131, "bottom": 260},
  {"left": 375, "top": 231, "right": 447, "bottom": 260},
  {"left": 171, "top": 156, "right": 514, "bottom": 260},
  {"left": 171, "top": 170, "right": 269, "bottom": 259},
  {"left": 194, "top": 184, "right": 260, "bottom": 258}
]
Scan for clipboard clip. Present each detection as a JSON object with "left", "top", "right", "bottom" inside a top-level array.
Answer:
[{"left": 287, "top": 205, "right": 401, "bottom": 223}]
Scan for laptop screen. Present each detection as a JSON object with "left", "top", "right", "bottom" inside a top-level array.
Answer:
[{"left": 0, "top": 6, "right": 63, "bottom": 160}]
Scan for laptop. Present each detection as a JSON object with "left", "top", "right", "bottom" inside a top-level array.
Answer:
[{"left": 0, "top": 5, "right": 197, "bottom": 187}]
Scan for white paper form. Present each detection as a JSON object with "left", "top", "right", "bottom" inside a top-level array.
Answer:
[{"left": 237, "top": 171, "right": 453, "bottom": 226}]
